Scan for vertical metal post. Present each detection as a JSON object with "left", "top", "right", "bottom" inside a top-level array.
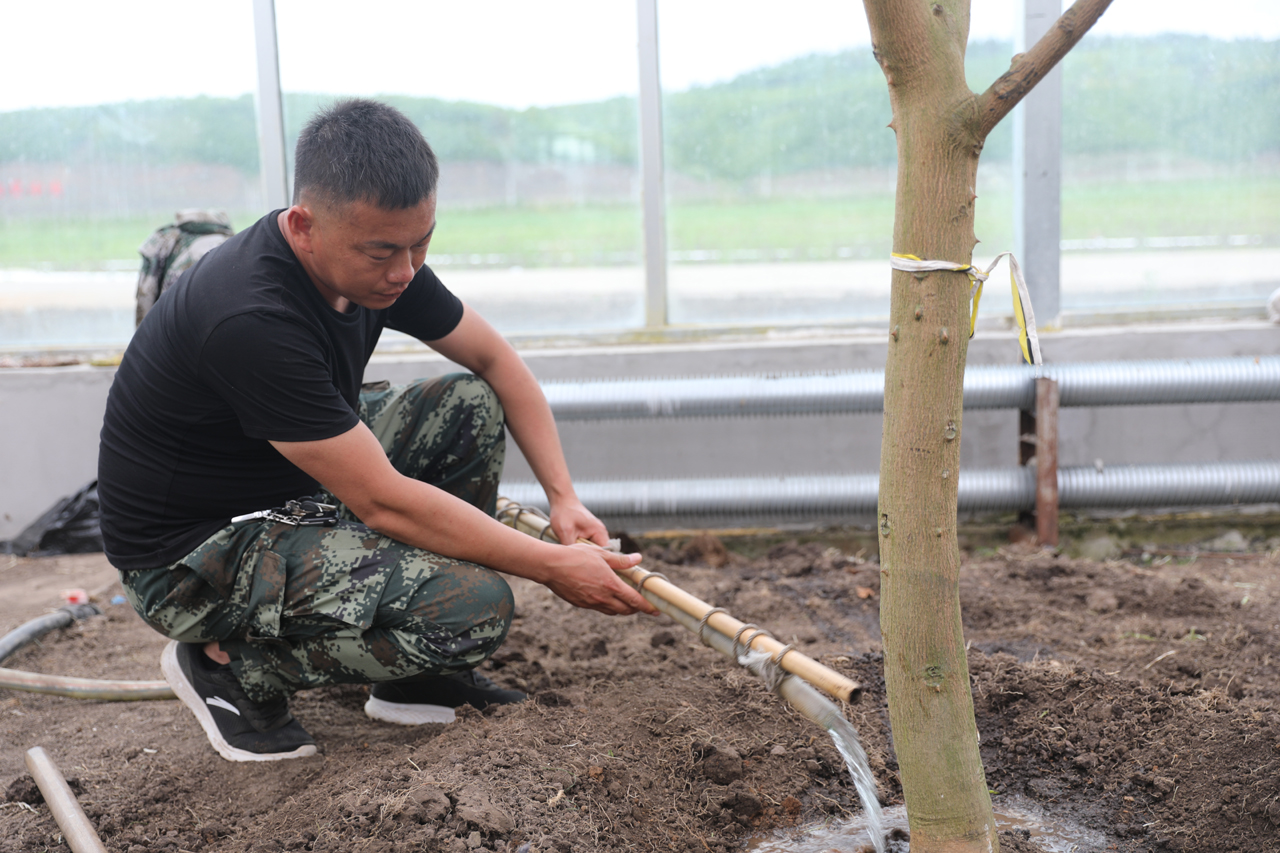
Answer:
[
  {"left": 252, "top": 0, "right": 290, "bottom": 210},
  {"left": 1013, "top": 0, "right": 1062, "bottom": 326},
  {"left": 1034, "top": 377, "right": 1060, "bottom": 546},
  {"left": 636, "top": 0, "right": 668, "bottom": 327}
]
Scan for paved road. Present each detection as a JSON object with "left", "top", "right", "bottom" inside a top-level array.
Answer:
[{"left": 3, "top": 249, "right": 1278, "bottom": 349}]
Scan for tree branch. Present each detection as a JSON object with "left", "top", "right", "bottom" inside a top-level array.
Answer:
[{"left": 974, "top": 0, "right": 1114, "bottom": 138}]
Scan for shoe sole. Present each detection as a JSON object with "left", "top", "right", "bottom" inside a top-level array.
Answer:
[
  {"left": 161, "top": 641, "right": 318, "bottom": 763},
  {"left": 364, "top": 695, "right": 456, "bottom": 726}
]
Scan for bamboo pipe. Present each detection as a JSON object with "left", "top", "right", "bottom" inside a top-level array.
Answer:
[
  {"left": 495, "top": 497, "right": 861, "bottom": 703},
  {"left": 23, "top": 747, "right": 108, "bottom": 853},
  {"left": 647, "top": 584, "right": 853, "bottom": 730},
  {"left": 614, "top": 564, "right": 861, "bottom": 702}
]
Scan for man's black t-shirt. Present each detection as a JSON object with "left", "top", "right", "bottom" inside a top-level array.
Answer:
[{"left": 98, "top": 210, "right": 464, "bottom": 570}]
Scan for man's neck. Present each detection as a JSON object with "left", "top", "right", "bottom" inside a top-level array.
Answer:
[{"left": 277, "top": 209, "right": 351, "bottom": 313}]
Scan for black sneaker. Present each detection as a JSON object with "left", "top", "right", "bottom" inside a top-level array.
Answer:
[
  {"left": 364, "top": 669, "right": 526, "bottom": 725},
  {"left": 161, "top": 641, "right": 317, "bottom": 762}
]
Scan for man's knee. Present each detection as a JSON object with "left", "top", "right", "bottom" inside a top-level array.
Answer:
[
  {"left": 403, "top": 561, "right": 515, "bottom": 663},
  {"left": 429, "top": 562, "right": 514, "bottom": 634},
  {"left": 436, "top": 373, "right": 504, "bottom": 432},
  {"left": 463, "top": 569, "right": 515, "bottom": 662}
]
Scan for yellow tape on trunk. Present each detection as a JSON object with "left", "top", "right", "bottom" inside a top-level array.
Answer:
[{"left": 890, "top": 252, "right": 1042, "bottom": 365}]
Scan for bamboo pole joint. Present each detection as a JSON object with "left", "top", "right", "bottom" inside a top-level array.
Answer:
[{"left": 495, "top": 497, "right": 862, "bottom": 703}]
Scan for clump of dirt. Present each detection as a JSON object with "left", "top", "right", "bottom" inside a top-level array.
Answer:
[{"left": 2, "top": 532, "right": 1278, "bottom": 853}]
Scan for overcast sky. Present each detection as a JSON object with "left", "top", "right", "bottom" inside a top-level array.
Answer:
[{"left": 2, "top": 0, "right": 1277, "bottom": 112}]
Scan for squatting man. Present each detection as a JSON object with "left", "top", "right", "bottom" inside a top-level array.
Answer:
[{"left": 98, "top": 99, "right": 656, "bottom": 762}]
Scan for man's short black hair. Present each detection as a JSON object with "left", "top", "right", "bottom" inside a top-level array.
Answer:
[{"left": 292, "top": 99, "right": 438, "bottom": 210}]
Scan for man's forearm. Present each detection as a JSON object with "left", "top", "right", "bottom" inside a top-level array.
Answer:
[
  {"left": 349, "top": 462, "right": 651, "bottom": 616},
  {"left": 430, "top": 306, "right": 580, "bottom": 508},
  {"left": 359, "top": 474, "right": 560, "bottom": 581},
  {"left": 476, "top": 353, "right": 578, "bottom": 506},
  {"left": 271, "top": 313, "right": 652, "bottom": 615},
  {"left": 424, "top": 304, "right": 606, "bottom": 545}
]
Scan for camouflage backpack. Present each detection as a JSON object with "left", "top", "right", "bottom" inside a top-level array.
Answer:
[{"left": 135, "top": 209, "right": 234, "bottom": 326}]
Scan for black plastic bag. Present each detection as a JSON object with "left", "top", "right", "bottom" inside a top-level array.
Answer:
[{"left": 0, "top": 481, "right": 103, "bottom": 557}]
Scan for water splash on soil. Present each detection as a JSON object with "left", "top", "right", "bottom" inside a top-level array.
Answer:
[{"left": 749, "top": 799, "right": 1109, "bottom": 853}]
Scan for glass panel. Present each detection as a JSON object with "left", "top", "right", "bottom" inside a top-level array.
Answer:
[
  {"left": 1059, "top": 12, "right": 1280, "bottom": 319},
  {"left": 0, "top": 1, "right": 260, "bottom": 353},
  {"left": 969, "top": 31, "right": 1016, "bottom": 322},
  {"left": 658, "top": 0, "right": 1018, "bottom": 328},
  {"left": 658, "top": 1, "right": 884, "bottom": 326},
  {"left": 274, "top": 0, "right": 644, "bottom": 340}
]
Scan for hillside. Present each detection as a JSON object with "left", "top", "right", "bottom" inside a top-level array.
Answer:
[{"left": 1, "top": 35, "right": 1275, "bottom": 183}]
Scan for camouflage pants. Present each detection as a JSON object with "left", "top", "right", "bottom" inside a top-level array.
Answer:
[{"left": 121, "top": 373, "right": 512, "bottom": 703}]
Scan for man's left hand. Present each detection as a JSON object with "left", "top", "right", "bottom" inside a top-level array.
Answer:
[{"left": 550, "top": 498, "right": 609, "bottom": 547}]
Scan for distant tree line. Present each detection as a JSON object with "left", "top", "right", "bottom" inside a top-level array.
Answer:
[
  {"left": 0, "top": 95, "right": 261, "bottom": 173},
  {"left": 0, "top": 35, "right": 1275, "bottom": 184}
]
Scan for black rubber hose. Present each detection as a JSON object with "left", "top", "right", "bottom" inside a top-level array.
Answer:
[{"left": 0, "top": 604, "right": 101, "bottom": 664}]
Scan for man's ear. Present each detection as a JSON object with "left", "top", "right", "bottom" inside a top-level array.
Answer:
[{"left": 285, "top": 205, "right": 318, "bottom": 253}]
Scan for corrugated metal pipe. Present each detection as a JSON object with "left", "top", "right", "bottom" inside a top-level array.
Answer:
[
  {"left": 501, "top": 460, "right": 1280, "bottom": 517},
  {"left": 541, "top": 356, "right": 1280, "bottom": 420}
]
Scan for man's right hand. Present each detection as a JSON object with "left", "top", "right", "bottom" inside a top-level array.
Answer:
[{"left": 541, "top": 545, "right": 658, "bottom": 616}]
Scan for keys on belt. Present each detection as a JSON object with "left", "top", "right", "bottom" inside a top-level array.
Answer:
[{"left": 232, "top": 499, "right": 339, "bottom": 527}]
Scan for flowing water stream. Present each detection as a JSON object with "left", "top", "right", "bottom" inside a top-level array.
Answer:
[
  {"left": 825, "top": 715, "right": 885, "bottom": 853},
  {"left": 737, "top": 649, "right": 885, "bottom": 853}
]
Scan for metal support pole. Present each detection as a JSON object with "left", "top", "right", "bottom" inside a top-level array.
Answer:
[
  {"left": 252, "top": 0, "right": 290, "bottom": 209},
  {"left": 1034, "top": 377, "right": 1060, "bottom": 546},
  {"left": 636, "top": 0, "right": 668, "bottom": 327},
  {"left": 1013, "top": 0, "right": 1062, "bottom": 326}
]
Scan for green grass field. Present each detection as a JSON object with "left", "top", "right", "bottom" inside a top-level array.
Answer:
[
  {"left": 1, "top": 177, "right": 1276, "bottom": 270},
  {"left": 0, "top": 213, "right": 261, "bottom": 270}
]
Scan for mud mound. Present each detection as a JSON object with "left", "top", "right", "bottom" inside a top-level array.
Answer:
[{"left": 973, "top": 654, "right": 1280, "bottom": 851}]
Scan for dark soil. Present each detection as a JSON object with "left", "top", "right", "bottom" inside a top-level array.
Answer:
[{"left": 2, "top": 525, "right": 1279, "bottom": 853}]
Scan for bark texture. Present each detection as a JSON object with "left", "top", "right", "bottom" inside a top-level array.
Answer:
[{"left": 862, "top": 1, "right": 1111, "bottom": 851}]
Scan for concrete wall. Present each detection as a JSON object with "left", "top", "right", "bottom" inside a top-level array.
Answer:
[
  {"left": 0, "top": 365, "right": 115, "bottom": 538},
  {"left": 2, "top": 319, "right": 1278, "bottom": 539}
]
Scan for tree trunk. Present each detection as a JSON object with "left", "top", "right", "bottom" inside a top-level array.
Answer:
[{"left": 861, "top": 1, "right": 1112, "bottom": 851}]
